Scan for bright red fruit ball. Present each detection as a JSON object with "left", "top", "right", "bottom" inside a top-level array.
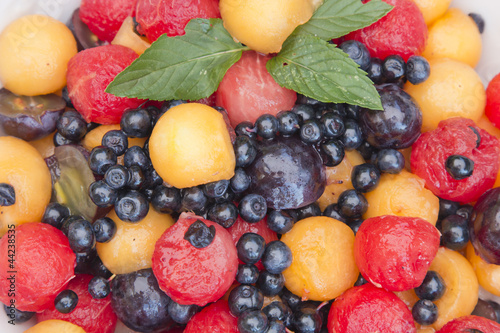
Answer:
[
  {"left": 343, "top": 0, "right": 427, "bottom": 61},
  {"left": 354, "top": 215, "right": 440, "bottom": 291},
  {"left": 411, "top": 117, "right": 500, "bottom": 203},
  {"left": 328, "top": 283, "right": 416, "bottom": 333},
  {"left": 436, "top": 315, "right": 500, "bottom": 333},
  {"left": 135, "top": 0, "right": 220, "bottom": 42},
  {"left": 0, "top": 223, "right": 76, "bottom": 312},
  {"left": 66, "top": 45, "right": 145, "bottom": 124},
  {"left": 485, "top": 73, "right": 500, "bottom": 129},
  {"left": 184, "top": 300, "right": 239, "bottom": 333},
  {"left": 152, "top": 213, "right": 238, "bottom": 306},
  {"left": 216, "top": 51, "right": 297, "bottom": 128},
  {"left": 37, "top": 274, "right": 117, "bottom": 333},
  {"left": 80, "top": 0, "right": 137, "bottom": 42}
]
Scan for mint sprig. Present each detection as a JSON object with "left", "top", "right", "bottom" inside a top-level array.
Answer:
[
  {"left": 267, "top": 35, "right": 383, "bottom": 110},
  {"left": 106, "top": 19, "right": 248, "bottom": 101},
  {"left": 293, "top": 0, "right": 393, "bottom": 40}
]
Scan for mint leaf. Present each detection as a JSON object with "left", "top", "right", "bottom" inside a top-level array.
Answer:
[
  {"left": 267, "top": 34, "right": 383, "bottom": 110},
  {"left": 106, "top": 18, "right": 248, "bottom": 101},
  {"left": 293, "top": 0, "right": 393, "bottom": 40}
]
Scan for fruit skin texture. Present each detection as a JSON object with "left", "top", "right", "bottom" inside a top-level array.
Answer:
[
  {"left": 0, "top": 136, "right": 52, "bottom": 236},
  {"left": 422, "top": 8, "right": 482, "bottom": 68},
  {"left": 411, "top": 117, "right": 500, "bottom": 203},
  {"left": 0, "top": 223, "right": 76, "bottom": 312},
  {"left": 466, "top": 242, "right": 500, "bottom": 297},
  {"left": 281, "top": 216, "right": 358, "bottom": 301},
  {"left": 411, "top": 0, "right": 452, "bottom": 25},
  {"left": 0, "top": 15, "right": 77, "bottom": 96},
  {"left": 485, "top": 73, "right": 500, "bottom": 129},
  {"left": 80, "top": 0, "right": 137, "bottom": 42},
  {"left": 436, "top": 315, "right": 500, "bottom": 333},
  {"left": 404, "top": 58, "right": 486, "bottom": 133},
  {"left": 152, "top": 213, "right": 238, "bottom": 306},
  {"left": 66, "top": 44, "right": 145, "bottom": 124},
  {"left": 363, "top": 170, "right": 439, "bottom": 226},
  {"left": 149, "top": 103, "right": 235, "bottom": 188},
  {"left": 184, "top": 300, "right": 239, "bottom": 333},
  {"left": 135, "top": 0, "right": 220, "bottom": 42},
  {"left": 216, "top": 51, "right": 297, "bottom": 128},
  {"left": 24, "top": 319, "right": 86, "bottom": 333},
  {"left": 343, "top": 0, "right": 427, "bottom": 61},
  {"left": 37, "top": 274, "right": 117, "bottom": 333},
  {"left": 96, "top": 204, "right": 174, "bottom": 275},
  {"left": 219, "top": 0, "right": 317, "bottom": 54},
  {"left": 354, "top": 215, "right": 441, "bottom": 291},
  {"left": 327, "top": 283, "right": 416, "bottom": 333}
]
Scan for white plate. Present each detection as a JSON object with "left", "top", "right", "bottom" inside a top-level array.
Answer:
[{"left": 0, "top": 0, "right": 499, "bottom": 332}]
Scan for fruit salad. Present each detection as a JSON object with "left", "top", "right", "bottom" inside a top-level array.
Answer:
[{"left": 1, "top": 0, "right": 500, "bottom": 333}]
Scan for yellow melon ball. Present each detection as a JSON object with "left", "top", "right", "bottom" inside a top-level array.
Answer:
[
  {"left": 0, "top": 15, "right": 77, "bottom": 96},
  {"left": 410, "top": 0, "right": 452, "bottom": 25},
  {"left": 96, "top": 206, "right": 174, "bottom": 275},
  {"left": 25, "top": 320, "right": 86, "bottom": 333},
  {"left": 404, "top": 58, "right": 485, "bottom": 132},
  {"left": 219, "top": 0, "right": 319, "bottom": 54},
  {"left": 149, "top": 103, "right": 235, "bottom": 188}
]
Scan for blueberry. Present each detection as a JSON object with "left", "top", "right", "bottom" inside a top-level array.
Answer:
[
  {"left": 88, "top": 276, "right": 110, "bottom": 299},
  {"left": 183, "top": 219, "right": 216, "bottom": 249},
  {"left": 412, "top": 299, "right": 438, "bottom": 325},
  {"left": 263, "top": 301, "right": 291, "bottom": 322},
  {"left": 319, "top": 139, "right": 345, "bottom": 167},
  {"left": 236, "top": 121, "right": 257, "bottom": 139},
  {"left": 367, "top": 57, "right": 383, "bottom": 84},
  {"left": 456, "top": 204, "right": 474, "bottom": 222},
  {"left": 337, "top": 190, "right": 368, "bottom": 219},
  {"left": 340, "top": 119, "right": 363, "bottom": 150},
  {"left": 255, "top": 114, "right": 279, "bottom": 140},
  {"left": 123, "top": 146, "right": 151, "bottom": 171},
  {"left": 266, "top": 319, "right": 287, "bottom": 333},
  {"left": 406, "top": 56, "right": 430, "bottom": 85},
  {"left": 472, "top": 299, "right": 498, "bottom": 322},
  {"left": 257, "top": 271, "right": 285, "bottom": 296},
  {"left": 281, "top": 288, "right": 302, "bottom": 312},
  {"left": 114, "top": 190, "right": 149, "bottom": 222},
  {"left": 151, "top": 185, "right": 181, "bottom": 214},
  {"left": 239, "top": 194, "right": 268, "bottom": 223},
  {"left": 56, "top": 110, "right": 88, "bottom": 141},
  {"left": 231, "top": 168, "right": 251, "bottom": 193},
  {"left": 261, "top": 241, "right": 292, "bottom": 274},
  {"left": 438, "top": 198, "right": 461, "bottom": 220},
  {"left": 300, "top": 119, "right": 324, "bottom": 144},
  {"left": 354, "top": 273, "right": 369, "bottom": 286},
  {"left": 203, "top": 179, "right": 230, "bottom": 198},
  {"left": 382, "top": 55, "right": 406, "bottom": 82},
  {"left": 415, "top": 270, "right": 446, "bottom": 301},
  {"left": 67, "top": 218, "right": 95, "bottom": 253},
  {"left": 168, "top": 300, "right": 199, "bottom": 324},
  {"left": 126, "top": 165, "right": 145, "bottom": 190},
  {"left": 88, "top": 180, "right": 117, "bottom": 208},
  {"left": 237, "top": 232, "right": 266, "bottom": 264},
  {"left": 2, "top": 304, "right": 34, "bottom": 324},
  {"left": 441, "top": 214, "right": 469, "bottom": 251},
  {"left": 347, "top": 218, "right": 364, "bottom": 234},
  {"left": 74, "top": 249, "right": 97, "bottom": 275},
  {"left": 234, "top": 136, "right": 258, "bottom": 167},
  {"left": 60, "top": 214, "right": 85, "bottom": 236},
  {"left": 320, "top": 113, "right": 345, "bottom": 138},
  {"left": 339, "top": 40, "right": 371, "bottom": 71},
  {"left": 295, "top": 203, "right": 321, "bottom": 220},
  {"left": 292, "top": 104, "right": 316, "bottom": 124},
  {"left": 53, "top": 131, "right": 76, "bottom": 147},
  {"left": 267, "top": 210, "right": 296, "bottom": 234},
  {"left": 237, "top": 264, "right": 260, "bottom": 284},
  {"left": 356, "top": 141, "right": 379, "bottom": 163},
  {"left": 181, "top": 186, "right": 208, "bottom": 214},
  {"left": 55, "top": 289, "right": 79, "bottom": 314},
  {"left": 104, "top": 164, "right": 130, "bottom": 190},
  {"left": 41, "top": 202, "right": 70, "bottom": 229},
  {"left": 292, "top": 306, "right": 322, "bottom": 333},
  {"left": 93, "top": 217, "right": 117, "bottom": 243},
  {"left": 345, "top": 104, "right": 360, "bottom": 120},
  {"left": 102, "top": 130, "right": 129, "bottom": 156},
  {"left": 322, "top": 204, "right": 346, "bottom": 223},
  {"left": 89, "top": 146, "right": 117, "bottom": 175},
  {"left": 351, "top": 163, "right": 380, "bottom": 193},
  {"left": 120, "top": 107, "right": 153, "bottom": 138},
  {"left": 445, "top": 155, "right": 474, "bottom": 180},
  {"left": 228, "top": 284, "right": 264, "bottom": 317},
  {"left": 143, "top": 168, "right": 163, "bottom": 190},
  {"left": 277, "top": 111, "right": 300, "bottom": 136},
  {"left": 238, "top": 309, "right": 269, "bottom": 333},
  {"left": 208, "top": 201, "right": 238, "bottom": 228},
  {"left": 375, "top": 149, "right": 405, "bottom": 174},
  {"left": 469, "top": 12, "right": 485, "bottom": 34}
]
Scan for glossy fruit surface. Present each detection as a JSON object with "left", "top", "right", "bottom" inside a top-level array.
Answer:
[
  {"left": 0, "top": 136, "right": 52, "bottom": 235},
  {"left": 37, "top": 274, "right": 117, "bottom": 333},
  {"left": 219, "top": 0, "right": 317, "bottom": 54},
  {"left": 80, "top": 0, "right": 136, "bottom": 42},
  {"left": 111, "top": 16, "right": 151, "bottom": 55},
  {"left": 411, "top": 0, "right": 452, "bottom": 25},
  {"left": 0, "top": 223, "right": 75, "bottom": 312},
  {"left": 343, "top": 0, "right": 427, "bottom": 61},
  {"left": 216, "top": 51, "right": 297, "bottom": 128},
  {"left": 246, "top": 136, "right": 326, "bottom": 210},
  {"left": 485, "top": 72, "right": 500, "bottom": 129},
  {"left": 436, "top": 315, "right": 500, "bottom": 333},
  {"left": 24, "top": 319, "right": 86, "bottom": 333},
  {"left": 404, "top": 58, "right": 486, "bottom": 133},
  {"left": 411, "top": 117, "right": 500, "bottom": 203},
  {"left": 281, "top": 216, "right": 358, "bottom": 301},
  {"left": 363, "top": 170, "right": 439, "bottom": 225},
  {"left": 136, "top": 0, "right": 220, "bottom": 42},
  {"left": 327, "top": 283, "right": 416, "bottom": 333},
  {"left": 149, "top": 103, "right": 235, "bottom": 188},
  {"left": 0, "top": 15, "right": 77, "bottom": 96},
  {"left": 66, "top": 45, "right": 145, "bottom": 124},
  {"left": 466, "top": 242, "right": 500, "bottom": 297},
  {"left": 152, "top": 213, "right": 238, "bottom": 306},
  {"left": 184, "top": 300, "right": 239, "bottom": 333},
  {"left": 354, "top": 215, "right": 440, "bottom": 291},
  {"left": 96, "top": 204, "right": 174, "bottom": 274},
  {"left": 82, "top": 124, "right": 146, "bottom": 152}
]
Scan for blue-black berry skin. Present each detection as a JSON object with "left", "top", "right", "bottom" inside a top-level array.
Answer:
[
  {"left": 120, "top": 107, "right": 153, "bottom": 138},
  {"left": 54, "top": 289, "right": 79, "bottom": 314},
  {"left": 234, "top": 136, "right": 258, "bottom": 168},
  {"left": 382, "top": 55, "right": 406, "bottom": 82},
  {"left": 337, "top": 190, "right": 368, "bottom": 219},
  {"left": 41, "top": 202, "right": 70, "bottom": 229},
  {"left": 255, "top": 114, "right": 279, "bottom": 140},
  {"left": 261, "top": 241, "right": 293, "bottom": 274},
  {"left": 236, "top": 232, "right": 266, "bottom": 264},
  {"left": 88, "top": 276, "right": 110, "bottom": 299},
  {"left": 469, "top": 13, "right": 485, "bottom": 34},
  {"left": 406, "top": 56, "right": 430, "bottom": 85},
  {"left": 67, "top": 218, "right": 95, "bottom": 253},
  {"left": 168, "top": 300, "right": 199, "bottom": 324},
  {"left": 412, "top": 299, "right": 438, "bottom": 325},
  {"left": 89, "top": 180, "right": 117, "bottom": 208},
  {"left": 339, "top": 40, "right": 371, "bottom": 71},
  {"left": 89, "top": 146, "right": 117, "bottom": 175},
  {"left": 207, "top": 201, "right": 238, "bottom": 228},
  {"left": 440, "top": 214, "right": 469, "bottom": 251},
  {"left": 340, "top": 119, "right": 363, "bottom": 151},
  {"left": 104, "top": 165, "right": 130, "bottom": 190},
  {"left": 228, "top": 284, "right": 264, "bottom": 317},
  {"left": 236, "top": 264, "right": 260, "bottom": 285},
  {"left": 114, "top": 190, "right": 149, "bottom": 223},
  {"left": 351, "top": 163, "right": 380, "bottom": 193},
  {"left": 267, "top": 210, "right": 296, "bottom": 234},
  {"left": 238, "top": 309, "right": 269, "bottom": 333},
  {"left": 102, "top": 130, "right": 128, "bottom": 156},
  {"left": 151, "top": 185, "right": 181, "bottom": 214},
  {"left": 375, "top": 149, "right": 405, "bottom": 174},
  {"left": 93, "top": 217, "right": 117, "bottom": 243},
  {"left": 367, "top": 58, "right": 383, "bottom": 84},
  {"left": 3, "top": 304, "right": 34, "bottom": 324},
  {"left": 277, "top": 111, "right": 300, "bottom": 137},
  {"left": 257, "top": 271, "right": 285, "bottom": 296},
  {"left": 56, "top": 110, "right": 88, "bottom": 141},
  {"left": 231, "top": 168, "right": 251, "bottom": 193},
  {"left": 415, "top": 270, "right": 446, "bottom": 301},
  {"left": 239, "top": 194, "right": 268, "bottom": 223}
]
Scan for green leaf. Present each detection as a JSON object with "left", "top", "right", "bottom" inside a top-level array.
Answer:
[
  {"left": 267, "top": 34, "right": 383, "bottom": 110},
  {"left": 293, "top": 0, "right": 393, "bottom": 40},
  {"left": 106, "top": 18, "right": 248, "bottom": 101}
]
